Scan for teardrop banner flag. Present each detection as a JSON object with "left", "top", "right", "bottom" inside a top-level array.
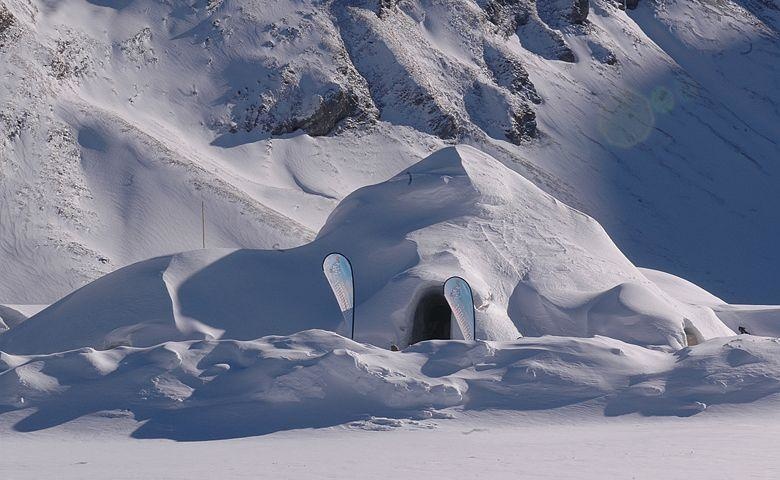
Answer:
[
  {"left": 444, "top": 276, "right": 476, "bottom": 341},
  {"left": 323, "top": 252, "right": 355, "bottom": 339}
]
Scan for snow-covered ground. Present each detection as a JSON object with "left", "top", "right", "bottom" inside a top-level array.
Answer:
[
  {"left": 4, "top": 401, "right": 780, "bottom": 479},
  {"left": 1, "top": 0, "right": 779, "bottom": 477}
]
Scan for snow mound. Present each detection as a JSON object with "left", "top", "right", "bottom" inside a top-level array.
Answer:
[
  {"left": 608, "top": 336, "right": 780, "bottom": 417},
  {"left": 0, "top": 330, "right": 666, "bottom": 439},
  {"left": 4, "top": 329, "right": 780, "bottom": 439},
  {"left": 0, "top": 145, "right": 738, "bottom": 355},
  {"left": 643, "top": 268, "right": 780, "bottom": 339}
]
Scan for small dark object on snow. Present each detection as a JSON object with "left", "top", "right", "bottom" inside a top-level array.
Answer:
[
  {"left": 738, "top": 326, "right": 750, "bottom": 335},
  {"left": 390, "top": 344, "right": 399, "bottom": 352}
]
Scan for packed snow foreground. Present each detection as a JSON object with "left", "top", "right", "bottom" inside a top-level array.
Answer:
[{"left": 2, "top": 146, "right": 780, "bottom": 439}]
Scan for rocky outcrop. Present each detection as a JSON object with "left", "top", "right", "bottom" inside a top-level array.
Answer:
[
  {"left": 0, "top": 4, "right": 12, "bottom": 33},
  {"left": 483, "top": 43, "right": 541, "bottom": 104},
  {"left": 507, "top": 103, "right": 538, "bottom": 143},
  {"left": 571, "top": 0, "right": 590, "bottom": 23},
  {"left": 589, "top": 40, "right": 618, "bottom": 65},
  {"left": 0, "top": 3, "right": 16, "bottom": 48},
  {"left": 481, "top": 0, "right": 577, "bottom": 62},
  {"left": 270, "top": 85, "right": 375, "bottom": 136},
  {"left": 376, "top": 0, "right": 399, "bottom": 18},
  {"left": 465, "top": 81, "right": 537, "bottom": 144},
  {"left": 48, "top": 33, "right": 105, "bottom": 80},
  {"left": 230, "top": 66, "right": 378, "bottom": 137},
  {"left": 481, "top": 0, "right": 533, "bottom": 37},
  {"left": 537, "top": 0, "right": 590, "bottom": 27},
  {"left": 619, "top": 0, "right": 639, "bottom": 9}
]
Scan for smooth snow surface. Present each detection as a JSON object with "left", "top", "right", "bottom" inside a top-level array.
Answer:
[{"left": 4, "top": 405, "right": 780, "bottom": 479}]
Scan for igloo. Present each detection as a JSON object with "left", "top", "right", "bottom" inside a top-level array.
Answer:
[{"left": 0, "top": 146, "right": 736, "bottom": 355}]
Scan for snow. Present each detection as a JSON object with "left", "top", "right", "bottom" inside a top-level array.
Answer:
[
  {"left": 1, "top": 0, "right": 779, "bottom": 476},
  {"left": 0, "top": 145, "right": 741, "bottom": 355},
  {"left": 3, "top": 328, "right": 780, "bottom": 439},
  {"left": 1, "top": 0, "right": 778, "bottom": 304},
  {"left": 2, "top": 146, "right": 780, "bottom": 448},
  {"left": 0, "top": 304, "right": 46, "bottom": 332},
  {"left": 4, "top": 405, "right": 780, "bottom": 479}
]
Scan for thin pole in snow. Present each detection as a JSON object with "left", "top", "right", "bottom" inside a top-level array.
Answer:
[{"left": 201, "top": 200, "right": 206, "bottom": 249}]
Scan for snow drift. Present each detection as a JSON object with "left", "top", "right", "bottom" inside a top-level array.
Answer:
[{"left": 3, "top": 329, "right": 780, "bottom": 439}]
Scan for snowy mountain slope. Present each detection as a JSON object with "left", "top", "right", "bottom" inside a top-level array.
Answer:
[
  {"left": 0, "top": 146, "right": 738, "bottom": 356},
  {"left": 1, "top": 0, "right": 778, "bottom": 304}
]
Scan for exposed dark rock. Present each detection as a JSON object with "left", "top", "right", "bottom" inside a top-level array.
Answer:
[
  {"left": 430, "top": 111, "right": 460, "bottom": 140},
  {"left": 0, "top": 111, "right": 28, "bottom": 140},
  {"left": 271, "top": 86, "right": 372, "bottom": 136},
  {"left": 481, "top": 0, "right": 576, "bottom": 62},
  {"left": 0, "top": 5, "right": 11, "bottom": 31},
  {"left": 483, "top": 43, "right": 541, "bottom": 104},
  {"left": 571, "top": 0, "right": 590, "bottom": 23},
  {"left": 506, "top": 103, "right": 537, "bottom": 143},
  {"left": 377, "top": 0, "right": 399, "bottom": 18},
  {"left": 555, "top": 42, "right": 576, "bottom": 62},
  {"left": 588, "top": 40, "right": 617, "bottom": 65},
  {"left": 49, "top": 37, "right": 95, "bottom": 80},
  {"left": 465, "top": 80, "right": 537, "bottom": 144},
  {"left": 0, "top": 4, "right": 14, "bottom": 47},
  {"left": 481, "top": 0, "right": 533, "bottom": 37},
  {"left": 332, "top": 1, "right": 465, "bottom": 141},
  {"left": 537, "top": 0, "right": 589, "bottom": 26}
]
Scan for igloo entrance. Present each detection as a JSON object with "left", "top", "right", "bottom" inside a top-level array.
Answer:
[{"left": 410, "top": 290, "right": 452, "bottom": 344}]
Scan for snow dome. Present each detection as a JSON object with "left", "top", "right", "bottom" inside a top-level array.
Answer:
[{"left": 0, "top": 145, "right": 735, "bottom": 355}]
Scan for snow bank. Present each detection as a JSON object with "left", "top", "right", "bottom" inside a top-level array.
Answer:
[
  {"left": 3, "top": 329, "right": 780, "bottom": 439},
  {"left": 0, "top": 330, "right": 667, "bottom": 438},
  {"left": 0, "top": 145, "right": 739, "bottom": 355},
  {"left": 3, "top": 145, "right": 778, "bottom": 437},
  {"left": 608, "top": 335, "right": 780, "bottom": 416}
]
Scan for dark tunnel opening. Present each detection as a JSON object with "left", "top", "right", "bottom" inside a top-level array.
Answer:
[{"left": 410, "top": 290, "right": 452, "bottom": 344}]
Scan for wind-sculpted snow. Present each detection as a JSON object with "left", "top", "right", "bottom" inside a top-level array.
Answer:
[
  {"left": 606, "top": 336, "right": 780, "bottom": 417},
  {"left": 3, "top": 329, "right": 780, "bottom": 439}
]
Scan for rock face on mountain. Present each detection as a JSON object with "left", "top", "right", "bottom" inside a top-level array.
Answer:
[{"left": 0, "top": 0, "right": 778, "bottom": 305}]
